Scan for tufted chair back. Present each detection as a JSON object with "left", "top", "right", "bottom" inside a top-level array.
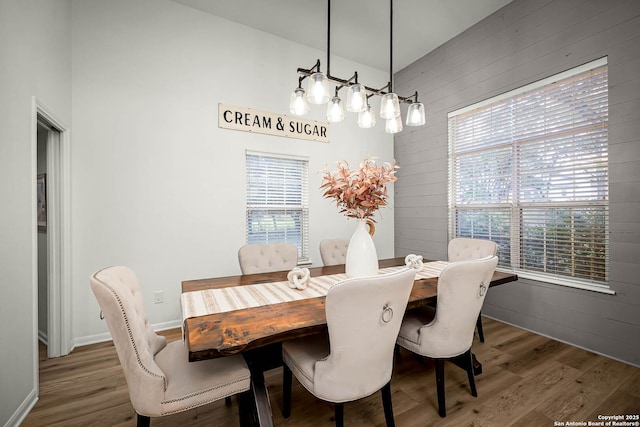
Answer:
[
  {"left": 410, "top": 256, "right": 498, "bottom": 358},
  {"left": 313, "top": 268, "right": 416, "bottom": 402},
  {"left": 91, "top": 266, "right": 251, "bottom": 425},
  {"left": 238, "top": 243, "right": 298, "bottom": 274},
  {"left": 447, "top": 237, "right": 497, "bottom": 344},
  {"left": 90, "top": 266, "right": 168, "bottom": 415},
  {"left": 319, "top": 239, "right": 349, "bottom": 266},
  {"left": 447, "top": 237, "right": 497, "bottom": 262},
  {"left": 395, "top": 256, "right": 498, "bottom": 417}
]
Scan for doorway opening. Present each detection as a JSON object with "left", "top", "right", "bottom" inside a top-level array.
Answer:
[
  {"left": 36, "top": 122, "right": 50, "bottom": 352},
  {"left": 34, "top": 98, "right": 71, "bottom": 360}
]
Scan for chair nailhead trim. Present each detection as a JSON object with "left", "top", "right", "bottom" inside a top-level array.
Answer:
[
  {"left": 95, "top": 274, "right": 167, "bottom": 390},
  {"left": 161, "top": 375, "right": 251, "bottom": 415}
]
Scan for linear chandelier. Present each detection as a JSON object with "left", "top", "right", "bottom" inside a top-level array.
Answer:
[{"left": 289, "top": 0, "right": 425, "bottom": 133}]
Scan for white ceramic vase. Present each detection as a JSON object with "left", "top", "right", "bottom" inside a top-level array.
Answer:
[{"left": 345, "top": 219, "right": 379, "bottom": 278}]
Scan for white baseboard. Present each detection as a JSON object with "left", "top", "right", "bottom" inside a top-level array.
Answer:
[
  {"left": 152, "top": 319, "right": 183, "bottom": 332},
  {"left": 73, "top": 331, "right": 113, "bottom": 347},
  {"left": 37, "top": 329, "right": 48, "bottom": 346},
  {"left": 73, "top": 319, "right": 183, "bottom": 348},
  {"left": 4, "top": 388, "right": 38, "bottom": 427}
]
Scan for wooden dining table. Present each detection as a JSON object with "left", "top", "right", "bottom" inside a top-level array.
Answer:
[{"left": 181, "top": 257, "right": 517, "bottom": 427}]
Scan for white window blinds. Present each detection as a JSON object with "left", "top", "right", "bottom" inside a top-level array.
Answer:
[
  {"left": 246, "top": 152, "right": 309, "bottom": 263},
  {"left": 448, "top": 58, "right": 610, "bottom": 292}
]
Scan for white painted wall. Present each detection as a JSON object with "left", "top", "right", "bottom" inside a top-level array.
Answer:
[
  {"left": 0, "top": 0, "right": 71, "bottom": 424},
  {"left": 70, "top": 0, "right": 395, "bottom": 343}
]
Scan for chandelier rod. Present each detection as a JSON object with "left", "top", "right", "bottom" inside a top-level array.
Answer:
[
  {"left": 324, "top": 0, "right": 357, "bottom": 93},
  {"left": 290, "top": 0, "right": 422, "bottom": 116},
  {"left": 327, "top": 0, "right": 331, "bottom": 78},
  {"left": 297, "top": 0, "right": 403, "bottom": 99},
  {"left": 389, "top": 0, "right": 393, "bottom": 93}
]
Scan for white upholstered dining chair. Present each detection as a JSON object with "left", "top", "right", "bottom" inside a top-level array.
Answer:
[
  {"left": 447, "top": 237, "right": 498, "bottom": 262},
  {"left": 237, "top": 242, "right": 298, "bottom": 275},
  {"left": 396, "top": 256, "right": 498, "bottom": 417},
  {"left": 281, "top": 268, "right": 417, "bottom": 427},
  {"left": 90, "top": 266, "right": 251, "bottom": 426},
  {"left": 319, "top": 238, "right": 349, "bottom": 266},
  {"left": 448, "top": 237, "right": 498, "bottom": 342}
]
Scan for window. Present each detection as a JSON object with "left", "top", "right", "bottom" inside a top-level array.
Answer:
[
  {"left": 245, "top": 152, "right": 309, "bottom": 263},
  {"left": 448, "top": 58, "right": 610, "bottom": 293}
]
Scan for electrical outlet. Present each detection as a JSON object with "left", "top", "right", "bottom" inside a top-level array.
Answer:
[{"left": 153, "top": 291, "right": 165, "bottom": 304}]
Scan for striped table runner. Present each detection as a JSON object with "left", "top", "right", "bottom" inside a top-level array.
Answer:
[{"left": 180, "top": 261, "right": 450, "bottom": 321}]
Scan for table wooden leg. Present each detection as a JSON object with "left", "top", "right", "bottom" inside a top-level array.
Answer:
[
  {"left": 248, "top": 369, "right": 274, "bottom": 427},
  {"left": 241, "top": 344, "right": 283, "bottom": 427}
]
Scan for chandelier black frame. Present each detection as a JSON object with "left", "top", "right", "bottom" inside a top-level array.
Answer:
[{"left": 289, "top": 0, "right": 425, "bottom": 132}]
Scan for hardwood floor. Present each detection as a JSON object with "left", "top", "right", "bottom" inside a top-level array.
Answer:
[{"left": 23, "top": 318, "right": 640, "bottom": 426}]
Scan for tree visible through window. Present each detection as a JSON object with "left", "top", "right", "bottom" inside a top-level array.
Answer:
[
  {"left": 245, "top": 152, "right": 309, "bottom": 263},
  {"left": 448, "top": 58, "right": 609, "bottom": 290}
]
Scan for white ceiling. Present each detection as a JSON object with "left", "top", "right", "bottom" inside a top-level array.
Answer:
[{"left": 170, "top": 0, "right": 512, "bottom": 72}]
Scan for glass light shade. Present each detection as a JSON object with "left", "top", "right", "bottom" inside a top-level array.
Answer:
[
  {"left": 385, "top": 115, "right": 403, "bottom": 134},
  {"left": 306, "top": 72, "right": 330, "bottom": 104},
  {"left": 406, "top": 102, "right": 425, "bottom": 126},
  {"left": 380, "top": 92, "right": 401, "bottom": 119},
  {"left": 346, "top": 83, "right": 367, "bottom": 112},
  {"left": 326, "top": 96, "right": 345, "bottom": 122},
  {"left": 289, "top": 87, "right": 310, "bottom": 116},
  {"left": 358, "top": 104, "right": 376, "bottom": 128}
]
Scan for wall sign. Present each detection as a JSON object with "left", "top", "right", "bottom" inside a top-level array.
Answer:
[{"left": 218, "top": 103, "right": 329, "bottom": 143}]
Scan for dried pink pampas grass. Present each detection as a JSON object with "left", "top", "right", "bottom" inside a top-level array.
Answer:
[{"left": 320, "top": 158, "right": 399, "bottom": 221}]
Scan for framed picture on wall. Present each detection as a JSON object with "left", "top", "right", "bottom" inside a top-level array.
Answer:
[{"left": 37, "top": 174, "right": 46, "bottom": 232}]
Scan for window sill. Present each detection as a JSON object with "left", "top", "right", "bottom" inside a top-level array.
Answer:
[{"left": 498, "top": 267, "right": 615, "bottom": 295}]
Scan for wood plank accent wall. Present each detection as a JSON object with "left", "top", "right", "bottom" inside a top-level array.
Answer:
[{"left": 393, "top": 0, "right": 640, "bottom": 366}]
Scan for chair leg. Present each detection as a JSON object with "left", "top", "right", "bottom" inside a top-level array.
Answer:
[
  {"left": 282, "top": 364, "right": 293, "bottom": 418},
  {"left": 381, "top": 381, "right": 395, "bottom": 427},
  {"left": 137, "top": 414, "right": 150, "bottom": 427},
  {"left": 476, "top": 312, "right": 485, "bottom": 342},
  {"left": 435, "top": 359, "right": 446, "bottom": 417},
  {"left": 334, "top": 403, "right": 344, "bottom": 427},
  {"left": 464, "top": 349, "right": 478, "bottom": 397}
]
